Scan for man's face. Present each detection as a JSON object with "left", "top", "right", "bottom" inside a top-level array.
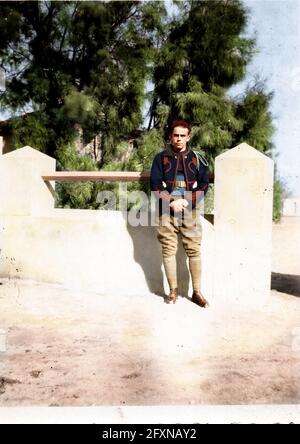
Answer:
[{"left": 171, "top": 126, "right": 190, "bottom": 151}]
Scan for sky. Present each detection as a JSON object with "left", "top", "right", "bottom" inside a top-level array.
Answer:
[
  {"left": 1, "top": 0, "right": 300, "bottom": 197},
  {"left": 228, "top": 0, "right": 300, "bottom": 197}
]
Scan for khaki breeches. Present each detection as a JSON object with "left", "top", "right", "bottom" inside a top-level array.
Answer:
[{"left": 156, "top": 208, "right": 202, "bottom": 258}]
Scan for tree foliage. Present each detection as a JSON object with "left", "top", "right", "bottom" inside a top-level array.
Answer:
[{"left": 0, "top": 0, "right": 166, "bottom": 160}]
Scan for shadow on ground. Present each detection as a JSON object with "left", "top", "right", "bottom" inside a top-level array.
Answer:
[
  {"left": 126, "top": 223, "right": 190, "bottom": 299},
  {"left": 271, "top": 272, "right": 300, "bottom": 297}
]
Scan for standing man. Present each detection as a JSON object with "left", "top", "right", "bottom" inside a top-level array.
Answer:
[{"left": 150, "top": 120, "right": 209, "bottom": 307}]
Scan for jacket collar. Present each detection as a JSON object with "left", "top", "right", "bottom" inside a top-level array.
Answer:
[{"left": 164, "top": 144, "right": 191, "bottom": 157}]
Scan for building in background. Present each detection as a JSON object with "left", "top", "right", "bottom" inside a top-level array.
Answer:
[
  {"left": 283, "top": 198, "right": 300, "bottom": 216},
  {"left": 0, "top": 114, "right": 140, "bottom": 163}
]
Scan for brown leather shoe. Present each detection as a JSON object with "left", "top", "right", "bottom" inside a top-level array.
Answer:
[
  {"left": 165, "top": 288, "right": 178, "bottom": 304},
  {"left": 192, "top": 290, "right": 209, "bottom": 308}
]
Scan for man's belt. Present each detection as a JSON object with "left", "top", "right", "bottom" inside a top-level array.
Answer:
[{"left": 175, "top": 180, "right": 186, "bottom": 188}]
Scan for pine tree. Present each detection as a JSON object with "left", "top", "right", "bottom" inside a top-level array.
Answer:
[
  {"left": 149, "top": 0, "right": 272, "bottom": 160},
  {"left": 0, "top": 0, "right": 167, "bottom": 209},
  {"left": 0, "top": 0, "right": 166, "bottom": 160},
  {"left": 147, "top": 0, "right": 283, "bottom": 218}
]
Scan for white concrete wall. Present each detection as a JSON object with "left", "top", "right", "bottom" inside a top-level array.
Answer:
[
  {"left": 0, "top": 210, "right": 214, "bottom": 298},
  {"left": 0, "top": 144, "right": 274, "bottom": 304},
  {"left": 0, "top": 146, "right": 214, "bottom": 297},
  {"left": 0, "top": 146, "right": 56, "bottom": 216},
  {"left": 214, "top": 143, "right": 274, "bottom": 306}
]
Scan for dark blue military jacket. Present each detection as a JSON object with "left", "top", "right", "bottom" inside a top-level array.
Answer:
[{"left": 150, "top": 144, "right": 209, "bottom": 211}]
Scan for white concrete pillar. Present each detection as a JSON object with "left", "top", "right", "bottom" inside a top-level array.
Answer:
[
  {"left": 0, "top": 146, "right": 56, "bottom": 216},
  {"left": 214, "top": 143, "right": 274, "bottom": 307}
]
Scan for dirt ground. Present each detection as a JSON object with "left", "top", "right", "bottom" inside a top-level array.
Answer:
[{"left": 0, "top": 217, "right": 299, "bottom": 407}]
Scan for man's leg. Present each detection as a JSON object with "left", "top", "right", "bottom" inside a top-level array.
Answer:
[
  {"left": 157, "top": 213, "right": 179, "bottom": 303},
  {"left": 180, "top": 208, "right": 209, "bottom": 307}
]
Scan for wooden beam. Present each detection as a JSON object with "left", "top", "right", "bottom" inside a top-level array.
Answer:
[
  {"left": 42, "top": 171, "right": 151, "bottom": 182},
  {"left": 42, "top": 171, "right": 214, "bottom": 183}
]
